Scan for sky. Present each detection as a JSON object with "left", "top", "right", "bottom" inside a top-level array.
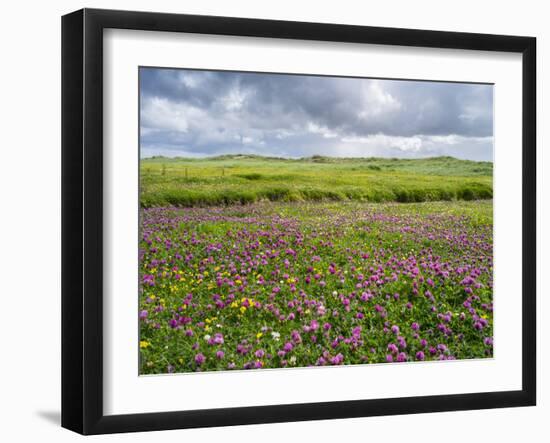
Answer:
[{"left": 139, "top": 67, "right": 494, "bottom": 161}]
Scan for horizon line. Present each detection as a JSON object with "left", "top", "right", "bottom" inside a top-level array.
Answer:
[{"left": 139, "top": 153, "right": 494, "bottom": 163}]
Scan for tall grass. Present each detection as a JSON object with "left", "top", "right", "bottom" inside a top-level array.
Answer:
[{"left": 140, "top": 155, "right": 493, "bottom": 207}]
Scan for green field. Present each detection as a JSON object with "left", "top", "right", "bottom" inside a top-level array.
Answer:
[{"left": 140, "top": 155, "right": 493, "bottom": 207}]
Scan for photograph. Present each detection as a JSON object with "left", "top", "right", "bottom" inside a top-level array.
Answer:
[
  {"left": 0, "top": 0, "right": 543, "bottom": 439},
  {"left": 54, "top": 4, "right": 538, "bottom": 437},
  {"left": 138, "top": 67, "right": 495, "bottom": 375}
]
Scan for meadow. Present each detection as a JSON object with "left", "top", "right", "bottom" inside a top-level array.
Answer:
[
  {"left": 140, "top": 155, "right": 493, "bottom": 207},
  {"left": 139, "top": 157, "right": 493, "bottom": 374}
]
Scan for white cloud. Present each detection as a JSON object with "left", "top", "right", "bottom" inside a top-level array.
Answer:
[
  {"left": 306, "top": 122, "right": 339, "bottom": 139},
  {"left": 335, "top": 134, "right": 493, "bottom": 160},
  {"left": 221, "top": 87, "right": 247, "bottom": 111},
  {"left": 341, "top": 134, "right": 422, "bottom": 152},
  {"left": 422, "top": 134, "right": 493, "bottom": 146},
  {"left": 358, "top": 80, "right": 402, "bottom": 119},
  {"left": 275, "top": 130, "right": 293, "bottom": 140},
  {"left": 178, "top": 71, "right": 204, "bottom": 89},
  {"left": 141, "top": 97, "right": 205, "bottom": 133}
]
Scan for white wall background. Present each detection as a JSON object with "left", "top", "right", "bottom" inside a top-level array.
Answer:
[{"left": 0, "top": 0, "right": 546, "bottom": 441}]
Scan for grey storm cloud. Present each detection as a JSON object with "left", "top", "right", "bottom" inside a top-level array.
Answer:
[{"left": 139, "top": 67, "right": 494, "bottom": 161}]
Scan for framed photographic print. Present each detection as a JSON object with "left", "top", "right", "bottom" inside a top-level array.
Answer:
[{"left": 61, "top": 8, "right": 536, "bottom": 435}]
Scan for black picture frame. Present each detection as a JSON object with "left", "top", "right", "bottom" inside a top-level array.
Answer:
[{"left": 61, "top": 8, "right": 536, "bottom": 435}]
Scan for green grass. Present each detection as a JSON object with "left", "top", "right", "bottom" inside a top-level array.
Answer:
[{"left": 140, "top": 155, "right": 493, "bottom": 207}]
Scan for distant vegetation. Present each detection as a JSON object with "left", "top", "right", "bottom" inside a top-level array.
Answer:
[{"left": 140, "top": 155, "right": 493, "bottom": 207}]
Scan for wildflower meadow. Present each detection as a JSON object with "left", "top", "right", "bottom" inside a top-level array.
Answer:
[{"left": 138, "top": 157, "right": 493, "bottom": 374}]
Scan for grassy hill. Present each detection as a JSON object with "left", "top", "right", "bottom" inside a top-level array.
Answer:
[{"left": 140, "top": 155, "right": 493, "bottom": 207}]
